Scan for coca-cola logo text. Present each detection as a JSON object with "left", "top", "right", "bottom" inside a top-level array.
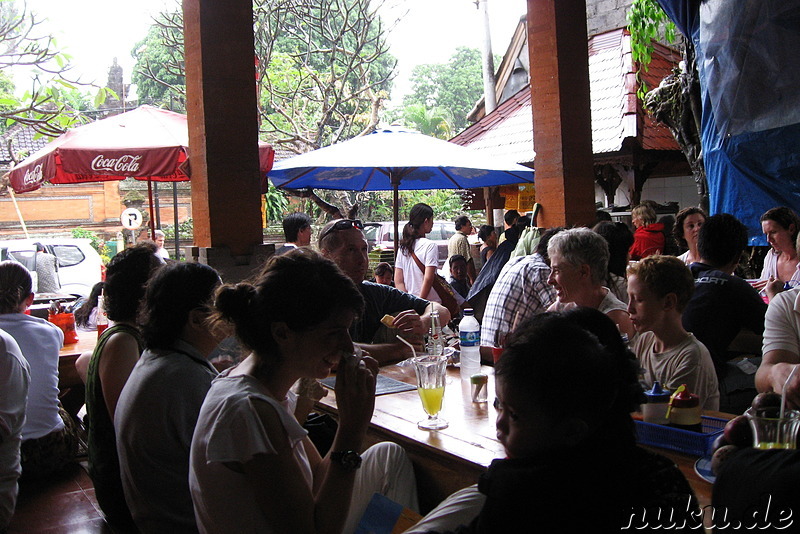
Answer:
[
  {"left": 91, "top": 154, "right": 142, "bottom": 174},
  {"left": 23, "top": 163, "right": 43, "bottom": 185}
]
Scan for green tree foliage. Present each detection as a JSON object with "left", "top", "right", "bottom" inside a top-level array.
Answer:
[
  {"left": 131, "top": 0, "right": 394, "bottom": 151},
  {"left": 0, "top": 70, "right": 15, "bottom": 133},
  {"left": 71, "top": 227, "right": 107, "bottom": 256},
  {"left": 255, "top": 0, "right": 395, "bottom": 151},
  {"left": 626, "top": 0, "right": 676, "bottom": 99},
  {"left": 264, "top": 182, "right": 289, "bottom": 225},
  {"left": 402, "top": 104, "right": 452, "bottom": 139},
  {"left": 0, "top": 0, "right": 111, "bottom": 136},
  {"left": 131, "top": 13, "right": 185, "bottom": 110},
  {"left": 403, "top": 46, "right": 484, "bottom": 132}
]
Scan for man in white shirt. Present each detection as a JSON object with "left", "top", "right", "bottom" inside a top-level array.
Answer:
[{"left": 275, "top": 212, "right": 312, "bottom": 255}]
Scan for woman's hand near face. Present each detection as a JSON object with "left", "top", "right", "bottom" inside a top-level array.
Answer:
[{"left": 334, "top": 352, "right": 377, "bottom": 441}]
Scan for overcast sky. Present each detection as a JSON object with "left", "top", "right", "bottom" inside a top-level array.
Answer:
[{"left": 19, "top": 0, "right": 527, "bottom": 102}]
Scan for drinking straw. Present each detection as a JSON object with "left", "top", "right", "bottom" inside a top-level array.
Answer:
[
  {"left": 396, "top": 335, "right": 416, "bottom": 360},
  {"left": 780, "top": 365, "right": 799, "bottom": 420}
]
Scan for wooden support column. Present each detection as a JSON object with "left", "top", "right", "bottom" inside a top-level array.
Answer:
[
  {"left": 183, "top": 0, "right": 270, "bottom": 279},
  {"left": 527, "top": 0, "right": 595, "bottom": 228}
]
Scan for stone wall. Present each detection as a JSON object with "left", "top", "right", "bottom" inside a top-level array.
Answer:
[{"left": 586, "top": 0, "right": 632, "bottom": 37}]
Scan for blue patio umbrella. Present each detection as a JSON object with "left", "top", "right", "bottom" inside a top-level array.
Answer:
[{"left": 268, "top": 127, "right": 535, "bottom": 252}]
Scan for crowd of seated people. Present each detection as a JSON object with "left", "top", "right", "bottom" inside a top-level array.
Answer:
[{"left": 4, "top": 203, "right": 800, "bottom": 531}]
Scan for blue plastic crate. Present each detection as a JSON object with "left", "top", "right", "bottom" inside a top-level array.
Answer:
[{"left": 635, "top": 416, "right": 727, "bottom": 457}]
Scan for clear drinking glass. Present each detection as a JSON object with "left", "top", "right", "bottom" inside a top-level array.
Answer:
[
  {"left": 413, "top": 354, "right": 449, "bottom": 430},
  {"left": 745, "top": 407, "right": 800, "bottom": 449}
]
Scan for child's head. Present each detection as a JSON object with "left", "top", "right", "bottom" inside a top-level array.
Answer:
[
  {"left": 626, "top": 255, "right": 694, "bottom": 334},
  {"left": 373, "top": 262, "right": 393, "bottom": 286},
  {"left": 449, "top": 254, "right": 468, "bottom": 281},
  {"left": 494, "top": 309, "right": 640, "bottom": 458}
]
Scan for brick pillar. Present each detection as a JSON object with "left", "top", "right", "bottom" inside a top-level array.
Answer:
[
  {"left": 183, "top": 0, "right": 271, "bottom": 280},
  {"left": 182, "top": 0, "right": 262, "bottom": 252},
  {"left": 527, "top": 0, "right": 595, "bottom": 228}
]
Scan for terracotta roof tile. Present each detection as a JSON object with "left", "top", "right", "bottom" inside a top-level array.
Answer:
[{"left": 451, "top": 28, "right": 680, "bottom": 159}]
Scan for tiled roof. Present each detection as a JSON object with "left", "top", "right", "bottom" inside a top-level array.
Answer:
[
  {"left": 0, "top": 124, "right": 55, "bottom": 166},
  {"left": 451, "top": 28, "right": 680, "bottom": 160},
  {"left": 589, "top": 29, "right": 637, "bottom": 154},
  {"left": 640, "top": 41, "right": 683, "bottom": 151},
  {"left": 449, "top": 88, "right": 536, "bottom": 164}
]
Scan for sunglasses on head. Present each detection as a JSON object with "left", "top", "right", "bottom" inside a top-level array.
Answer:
[{"left": 319, "top": 219, "right": 364, "bottom": 242}]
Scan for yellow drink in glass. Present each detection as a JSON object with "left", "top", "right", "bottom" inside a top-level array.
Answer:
[
  {"left": 755, "top": 442, "right": 795, "bottom": 450},
  {"left": 413, "top": 354, "right": 449, "bottom": 430},
  {"left": 418, "top": 386, "right": 444, "bottom": 416}
]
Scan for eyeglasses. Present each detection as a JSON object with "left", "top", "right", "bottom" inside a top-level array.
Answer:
[{"left": 319, "top": 219, "right": 364, "bottom": 242}]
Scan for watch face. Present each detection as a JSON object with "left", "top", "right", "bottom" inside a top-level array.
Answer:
[{"left": 334, "top": 450, "right": 362, "bottom": 470}]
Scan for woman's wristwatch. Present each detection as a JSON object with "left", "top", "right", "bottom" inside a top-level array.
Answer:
[{"left": 330, "top": 450, "right": 362, "bottom": 471}]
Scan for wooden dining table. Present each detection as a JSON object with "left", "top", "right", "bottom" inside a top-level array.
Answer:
[
  {"left": 316, "top": 363, "right": 726, "bottom": 514},
  {"left": 58, "top": 333, "right": 97, "bottom": 390},
  {"left": 54, "top": 332, "right": 96, "bottom": 418}
]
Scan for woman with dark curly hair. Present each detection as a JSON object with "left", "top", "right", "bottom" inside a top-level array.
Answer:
[
  {"left": 672, "top": 206, "right": 706, "bottom": 266},
  {"left": 189, "top": 250, "right": 418, "bottom": 533},
  {"left": 83, "top": 242, "right": 161, "bottom": 527},
  {"left": 756, "top": 206, "right": 800, "bottom": 291}
]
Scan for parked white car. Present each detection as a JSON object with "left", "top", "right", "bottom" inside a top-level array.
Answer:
[{"left": 0, "top": 238, "right": 103, "bottom": 297}]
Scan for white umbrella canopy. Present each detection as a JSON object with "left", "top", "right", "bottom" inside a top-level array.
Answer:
[{"left": 268, "top": 127, "right": 535, "bottom": 252}]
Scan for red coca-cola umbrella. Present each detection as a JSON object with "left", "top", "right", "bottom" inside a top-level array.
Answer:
[{"left": 8, "top": 105, "right": 274, "bottom": 238}]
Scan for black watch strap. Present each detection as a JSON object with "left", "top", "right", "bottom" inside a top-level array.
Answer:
[{"left": 330, "top": 450, "right": 362, "bottom": 471}]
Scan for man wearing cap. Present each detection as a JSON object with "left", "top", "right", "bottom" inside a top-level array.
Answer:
[{"left": 319, "top": 219, "right": 450, "bottom": 364}]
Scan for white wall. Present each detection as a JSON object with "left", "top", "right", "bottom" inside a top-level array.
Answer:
[
  {"left": 641, "top": 175, "right": 701, "bottom": 208},
  {"left": 594, "top": 174, "right": 701, "bottom": 210}
]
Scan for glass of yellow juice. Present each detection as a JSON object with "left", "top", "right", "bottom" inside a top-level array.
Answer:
[
  {"left": 745, "top": 407, "right": 800, "bottom": 449},
  {"left": 413, "top": 354, "right": 449, "bottom": 430}
]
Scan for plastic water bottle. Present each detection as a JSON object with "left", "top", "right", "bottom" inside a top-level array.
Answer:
[
  {"left": 459, "top": 308, "right": 481, "bottom": 380},
  {"left": 426, "top": 309, "right": 445, "bottom": 357}
]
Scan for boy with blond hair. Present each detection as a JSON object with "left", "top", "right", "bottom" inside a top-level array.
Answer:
[{"left": 627, "top": 255, "right": 720, "bottom": 410}]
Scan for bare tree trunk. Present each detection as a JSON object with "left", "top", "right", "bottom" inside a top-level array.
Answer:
[{"left": 284, "top": 188, "right": 345, "bottom": 219}]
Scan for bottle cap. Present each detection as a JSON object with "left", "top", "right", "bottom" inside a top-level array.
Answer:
[
  {"left": 464, "top": 308, "right": 474, "bottom": 316},
  {"left": 644, "top": 381, "right": 670, "bottom": 403},
  {"left": 669, "top": 384, "right": 699, "bottom": 408}
]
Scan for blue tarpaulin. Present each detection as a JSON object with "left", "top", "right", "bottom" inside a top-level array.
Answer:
[{"left": 657, "top": 0, "right": 800, "bottom": 245}]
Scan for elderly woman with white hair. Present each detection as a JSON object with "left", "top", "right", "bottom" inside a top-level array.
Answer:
[{"left": 546, "top": 228, "right": 636, "bottom": 340}]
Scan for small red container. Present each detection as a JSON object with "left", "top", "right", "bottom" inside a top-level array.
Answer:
[{"left": 48, "top": 312, "right": 79, "bottom": 345}]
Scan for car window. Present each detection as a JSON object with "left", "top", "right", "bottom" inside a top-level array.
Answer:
[
  {"left": 51, "top": 245, "right": 86, "bottom": 268},
  {"left": 440, "top": 224, "right": 455, "bottom": 240},
  {"left": 363, "top": 225, "right": 379, "bottom": 244},
  {"left": 9, "top": 249, "right": 36, "bottom": 270}
]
